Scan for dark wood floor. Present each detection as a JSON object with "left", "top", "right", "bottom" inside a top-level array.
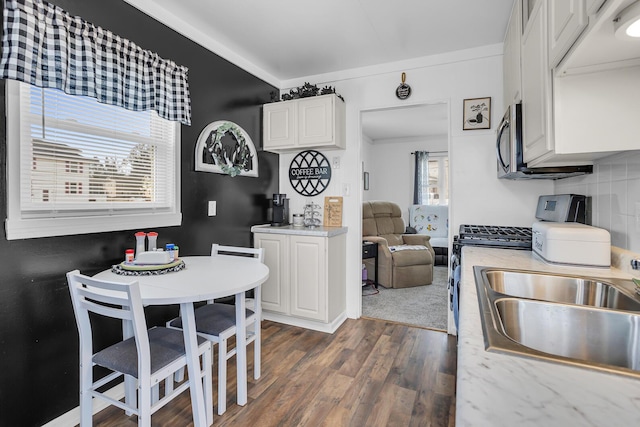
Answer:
[{"left": 91, "top": 318, "right": 457, "bottom": 427}]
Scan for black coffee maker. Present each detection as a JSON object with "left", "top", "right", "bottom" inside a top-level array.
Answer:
[{"left": 271, "top": 193, "right": 289, "bottom": 226}]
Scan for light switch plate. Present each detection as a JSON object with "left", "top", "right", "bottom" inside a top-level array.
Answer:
[
  {"left": 208, "top": 201, "right": 216, "bottom": 216},
  {"left": 332, "top": 156, "right": 340, "bottom": 169}
]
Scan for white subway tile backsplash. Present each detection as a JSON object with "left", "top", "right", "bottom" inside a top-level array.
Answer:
[
  {"left": 627, "top": 178, "right": 640, "bottom": 217},
  {"left": 610, "top": 153, "right": 627, "bottom": 182},
  {"left": 610, "top": 213, "right": 628, "bottom": 248},
  {"left": 555, "top": 150, "right": 640, "bottom": 252},
  {"left": 627, "top": 152, "right": 640, "bottom": 180},
  {"left": 610, "top": 179, "right": 626, "bottom": 215}
]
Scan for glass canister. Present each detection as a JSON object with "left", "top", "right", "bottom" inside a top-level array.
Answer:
[{"left": 292, "top": 214, "right": 304, "bottom": 227}]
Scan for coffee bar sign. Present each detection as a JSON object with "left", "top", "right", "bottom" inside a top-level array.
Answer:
[{"left": 289, "top": 150, "right": 332, "bottom": 196}]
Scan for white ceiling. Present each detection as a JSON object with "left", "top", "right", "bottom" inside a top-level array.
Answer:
[
  {"left": 125, "top": 0, "right": 515, "bottom": 84},
  {"left": 123, "top": 0, "right": 514, "bottom": 141}
]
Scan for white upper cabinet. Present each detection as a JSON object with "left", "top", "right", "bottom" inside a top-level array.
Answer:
[
  {"left": 548, "top": 0, "right": 587, "bottom": 68},
  {"left": 521, "top": 0, "right": 554, "bottom": 164},
  {"left": 263, "top": 94, "right": 345, "bottom": 152},
  {"left": 558, "top": 0, "right": 640, "bottom": 74},
  {"left": 585, "top": 0, "right": 606, "bottom": 15},
  {"left": 503, "top": 0, "right": 640, "bottom": 168},
  {"left": 503, "top": 0, "right": 522, "bottom": 107},
  {"left": 263, "top": 101, "right": 296, "bottom": 151}
]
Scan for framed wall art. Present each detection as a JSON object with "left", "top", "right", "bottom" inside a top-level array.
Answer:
[
  {"left": 195, "top": 120, "right": 258, "bottom": 177},
  {"left": 463, "top": 97, "right": 491, "bottom": 130}
]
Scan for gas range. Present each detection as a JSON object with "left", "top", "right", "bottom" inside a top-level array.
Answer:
[{"left": 454, "top": 224, "right": 533, "bottom": 253}]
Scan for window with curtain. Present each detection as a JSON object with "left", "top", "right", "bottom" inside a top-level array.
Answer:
[
  {"left": 5, "top": 80, "right": 181, "bottom": 239},
  {"left": 413, "top": 151, "right": 449, "bottom": 206},
  {"left": 1, "top": 0, "right": 188, "bottom": 239}
]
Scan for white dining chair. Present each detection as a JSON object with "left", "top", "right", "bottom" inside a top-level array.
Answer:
[
  {"left": 168, "top": 244, "right": 263, "bottom": 415},
  {"left": 67, "top": 270, "right": 213, "bottom": 427}
]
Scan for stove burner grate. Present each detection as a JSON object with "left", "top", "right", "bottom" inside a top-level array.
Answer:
[
  {"left": 458, "top": 224, "right": 532, "bottom": 240},
  {"left": 455, "top": 224, "right": 533, "bottom": 251}
]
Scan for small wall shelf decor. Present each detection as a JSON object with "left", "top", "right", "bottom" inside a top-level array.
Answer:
[
  {"left": 323, "top": 196, "right": 343, "bottom": 227},
  {"left": 395, "top": 72, "right": 411, "bottom": 100},
  {"left": 463, "top": 97, "right": 491, "bottom": 130},
  {"left": 195, "top": 120, "right": 258, "bottom": 177}
]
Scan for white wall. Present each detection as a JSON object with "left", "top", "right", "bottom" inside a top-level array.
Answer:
[
  {"left": 364, "top": 135, "right": 448, "bottom": 225},
  {"left": 555, "top": 150, "right": 640, "bottom": 252},
  {"left": 279, "top": 45, "right": 554, "bottom": 320}
]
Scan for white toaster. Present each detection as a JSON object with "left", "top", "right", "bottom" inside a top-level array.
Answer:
[{"left": 532, "top": 222, "right": 611, "bottom": 267}]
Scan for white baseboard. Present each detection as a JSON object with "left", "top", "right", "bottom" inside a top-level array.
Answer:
[
  {"left": 41, "top": 383, "right": 125, "bottom": 427},
  {"left": 262, "top": 311, "right": 347, "bottom": 333}
]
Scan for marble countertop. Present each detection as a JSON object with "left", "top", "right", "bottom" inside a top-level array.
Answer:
[
  {"left": 456, "top": 246, "right": 640, "bottom": 427},
  {"left": 251, "top": 224, "right": 348, "bottom": 237}
]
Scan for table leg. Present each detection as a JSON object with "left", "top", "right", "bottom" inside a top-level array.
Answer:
[
  {"left": 374, "top": 248, "right": 379, "bottom": 289},
  {"left": 179, "top": 302, "right": 209, "bottom": 426},
  {"left": 235, "top": 292, "right": 248, "bottom": 406}
]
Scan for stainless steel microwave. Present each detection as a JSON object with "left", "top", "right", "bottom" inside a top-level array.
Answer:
[{"left": 496, "top": 103, "right": 592, "bottom": 180}]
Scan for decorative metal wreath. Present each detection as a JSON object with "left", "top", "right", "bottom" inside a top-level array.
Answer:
[{"left": 195, "top": 120, "right": 258, "bottom": 177}]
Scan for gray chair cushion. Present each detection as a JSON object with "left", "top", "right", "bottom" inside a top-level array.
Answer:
[
  {"left": 93, "top": 326, "right": 206, "bottom": 378},
  {"left": 169, "top": 303, "right": 254, "bottom": 336}
]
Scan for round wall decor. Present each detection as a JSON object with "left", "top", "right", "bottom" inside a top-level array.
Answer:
[
  {"left": 195, "top": 120, "right": 258, "bottom": 177},
  {"left": 396, "top": 72, "right": 411, "bottom": 100},
  {"left": 289, "top": 150, "right": 332, "bottom": 196}
]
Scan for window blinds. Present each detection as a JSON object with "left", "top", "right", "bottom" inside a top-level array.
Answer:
[{"left": 18, "top": 82, "right": 177, "bottom": 217}]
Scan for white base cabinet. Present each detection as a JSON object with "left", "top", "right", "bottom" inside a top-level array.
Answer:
[{"left": 253, "top": 226, "right": 347, "bottom": 333}]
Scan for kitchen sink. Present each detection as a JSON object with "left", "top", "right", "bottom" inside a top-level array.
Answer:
[
  {"left": 473, "top": 266, "right": 640, "bottom": 378},
  {"left": 481, "top": 268, "right": 640, "bottom": 311}
]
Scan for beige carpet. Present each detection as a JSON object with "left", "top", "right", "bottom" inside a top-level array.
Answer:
[{"left": 362, "top": 266, "right": 449, "bottom": 330}]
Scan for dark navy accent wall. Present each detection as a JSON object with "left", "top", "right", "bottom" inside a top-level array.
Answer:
[{"left": 0, "top": 1, "right": 279, "bottom": 425}]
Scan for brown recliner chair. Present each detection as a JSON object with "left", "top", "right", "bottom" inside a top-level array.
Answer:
[{"left": 362, "top": 201, "right": 435, "bottom": 288}]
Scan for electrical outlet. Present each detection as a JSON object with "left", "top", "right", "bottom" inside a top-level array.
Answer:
[
  {"left": 208, "top": 201, "right": 217, "bottom": 216},
  {"left": 332, "top": 156, "right": 340, "bottom": 169}
]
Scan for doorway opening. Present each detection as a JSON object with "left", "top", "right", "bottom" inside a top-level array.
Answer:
[{"left": 360, "top": 102, "right": 451, "bottom": 330}]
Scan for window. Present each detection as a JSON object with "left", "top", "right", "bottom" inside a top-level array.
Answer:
[
  {"left": 416, "top": 154, "right": 449, "bottom": 206},
  {"left": 5, "top": 80, "right": 182, "bottom": 240}
]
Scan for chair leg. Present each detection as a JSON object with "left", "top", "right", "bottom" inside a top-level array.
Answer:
[
  {"left": 152, "top": 383, "right": 160, "bottom": 403},
  {"left": 203, "top": 347, "right": 213, "bottom": 425},
  {"left": 165, "top": 374, "right": 174, "bottom": 394},
  {"left": 217, "top": 338, "right": 228, "bottom": 415},
  {"left": 254, "top": 320, "right": 261, "bottom": 380},
  {"left": 79, "top": 361, "right": 93, "bottom": 426},
  {"left": 138, "top": 381, "right": 151, "bottom": 427},
  {"left": 175, "top": 367, "right": 185, "bottom": 382}
]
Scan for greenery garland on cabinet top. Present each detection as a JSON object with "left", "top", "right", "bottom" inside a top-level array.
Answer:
[{"left": 270, "top": 82, "right": 344, "bottom": 102}]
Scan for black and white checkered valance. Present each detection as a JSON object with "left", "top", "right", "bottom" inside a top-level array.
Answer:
[{"left": 0, "top": 0, "right": 192, "bottom": 125}]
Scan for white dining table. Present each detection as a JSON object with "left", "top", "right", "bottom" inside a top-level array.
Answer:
[{"left": 94, "top": 255, "right": 269, "bottom": 426}]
